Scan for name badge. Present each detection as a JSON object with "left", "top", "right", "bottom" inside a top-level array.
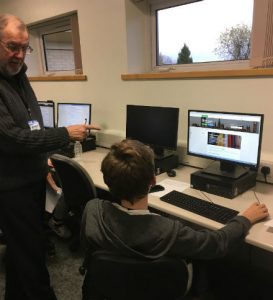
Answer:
[{"left": 28, "top": 120, "right": 41, "bottom": 131}]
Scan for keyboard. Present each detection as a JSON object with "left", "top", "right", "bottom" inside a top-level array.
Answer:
[{"left": 160, "top": 190, "right": 239, "bottom": 224}]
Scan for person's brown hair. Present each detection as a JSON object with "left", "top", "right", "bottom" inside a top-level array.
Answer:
[{"left": 101, "top": 139, "right": 155, "bottom": 204}]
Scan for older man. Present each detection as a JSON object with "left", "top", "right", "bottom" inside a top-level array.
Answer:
[{"left": 0, "top": 14, "right": 99, "bottom": 300}]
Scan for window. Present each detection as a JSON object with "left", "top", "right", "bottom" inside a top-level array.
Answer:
[
  {"left": 150, "top": 0, "right": 273, "bottom": 71},
  {"left": 26, "top": 12, "right": 83, "bottom": 76},
  {"left": 43, "top": 30, "right": 75, "bottom": 72}
]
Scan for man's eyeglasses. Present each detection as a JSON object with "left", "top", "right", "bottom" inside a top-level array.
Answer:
[{"left": 0, "top": 40, "right": 33, "bottom": 54}]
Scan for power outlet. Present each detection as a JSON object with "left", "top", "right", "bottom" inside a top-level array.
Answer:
[{"left": 256, "top": 161, "right": 273, "bottom": 184}]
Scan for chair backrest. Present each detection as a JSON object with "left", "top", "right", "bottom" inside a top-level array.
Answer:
[
  {"left": 83, "top": 250, "right": 189, "bottom": 300},
  {"left": 50, "top": 154, "right": 97, "bottom": 213}
]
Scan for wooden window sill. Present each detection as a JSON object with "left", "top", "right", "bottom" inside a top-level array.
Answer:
[
  {"left": 121, "top": 68, "right": 273, "bottom": 80},
  {"left": 29, "top": 75, "right": 87, "bottom": 82}
]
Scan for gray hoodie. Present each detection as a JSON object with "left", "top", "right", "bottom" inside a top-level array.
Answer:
[{"left": 81, "top": 198, "right": 251, "bottom": 260}]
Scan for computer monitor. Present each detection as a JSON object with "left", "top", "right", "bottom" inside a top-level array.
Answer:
[
  {"left": 57, "top": 103, "right": 91, "bottom": 127},
  {"left": 38, "top": 100, "right": 55, "bottom": 129},
  {"left": 126, "top": 105, "right": 179, "bottom": 157},
  {"left": 187, "top": 110, "right": 264, "bottom": 178}
]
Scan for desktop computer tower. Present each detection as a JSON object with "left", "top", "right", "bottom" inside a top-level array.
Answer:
[
  {"left": 190, "top": 170, "right": 256, "bottom": 199},
  {"left": 154, "top": 154, "right": 179, "bottom": 175},
  {"left": 53, "top": 135, "right": 96, "bottom": 158},
  {"left": 82, "top": 135, "right": 96, "bottom": 152}
]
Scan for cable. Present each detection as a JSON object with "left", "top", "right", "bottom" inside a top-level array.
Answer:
[
  {"left": 253, "top": 190, "right": 260, "bottom": 204},
  {"left": 199, "top": 190, "right": 214, "bottom": 204},
  {"left": 261, "top": 166, "right": 270, "bottom": 183}
]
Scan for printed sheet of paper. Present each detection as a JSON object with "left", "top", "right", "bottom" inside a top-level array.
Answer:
[{"left": 264, "top": 218, "right": 273, "bottom": 228}]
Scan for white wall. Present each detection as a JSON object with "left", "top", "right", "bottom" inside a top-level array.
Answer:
[{"left": 1, "top": 0, "right": 273, "bottom": 165}]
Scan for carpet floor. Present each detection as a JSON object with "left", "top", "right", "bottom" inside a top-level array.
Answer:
[{"left": 0, "top": 235, "right": 84, "bottom": 300}]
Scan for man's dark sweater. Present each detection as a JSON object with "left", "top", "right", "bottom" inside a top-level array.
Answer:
[{"left": 0, "top": 64, "right": 69, "bottom": 191}]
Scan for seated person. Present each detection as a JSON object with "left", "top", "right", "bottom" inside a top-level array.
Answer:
[
  {"left": 47, "top": 159, "right": 71, "bottom": 239},
  {"left": 81, "top": 139, "right": 269, "bottom": 297}
]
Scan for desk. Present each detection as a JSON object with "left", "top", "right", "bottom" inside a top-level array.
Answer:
[{"left": 76, "top": 147, "right": 273, "bottom": 254}]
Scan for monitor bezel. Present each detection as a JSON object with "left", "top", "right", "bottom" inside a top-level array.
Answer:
[
  {"left": 126, "top": 104, "right": 179, "bottom": 155},
  {"left": 187, "top": 109, "right": 264, "bottom": 171},
  {"left": 38, "top": 100, "right": 55, "bottom": 129},
  {"left": 57, "top": 102, "right": 92, "bottom": 127}
]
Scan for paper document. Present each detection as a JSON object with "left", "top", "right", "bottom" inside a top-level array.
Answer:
[{"left": 151, "top": 179, "right": 190, "bottom": 198}]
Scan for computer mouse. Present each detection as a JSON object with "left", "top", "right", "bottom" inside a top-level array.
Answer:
[
  {"left": 149, "top": 185, "right": 165, "bottom": 193},
  {"left": 167, "top": 169, "right": 176, "bottom": 177}
]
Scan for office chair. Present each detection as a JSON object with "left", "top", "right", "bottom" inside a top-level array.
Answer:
[
  {"left": 82, "top": 250, "right": 190, "bottom": 300},
  {"left": 50, "top": 154, "right": 97, "bottom": 250}
]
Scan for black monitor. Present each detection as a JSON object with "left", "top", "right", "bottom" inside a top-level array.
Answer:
[
  {"left": 187, "top": 110, "right": 264, "bottom": 178},
  {"left": 38, "top": 100, "right": 55, "bottom": 129},
  {"left": 126, "top": 105, "right": 179, "bottom": 157},
  {"left": 57, "top": 103, "right": 91, "bottom": 127}
]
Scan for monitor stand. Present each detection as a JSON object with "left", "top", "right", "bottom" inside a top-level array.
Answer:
[{"left": 202, "top": 161, "right": 249, "bottom": 179}]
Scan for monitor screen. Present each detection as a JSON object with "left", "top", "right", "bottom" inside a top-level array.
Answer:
[
  {"left": 57, "top": 103, "right": 91, "bottom": 127},
  {"left": 38, "top": 100, "right": 55, "bottom": 128},
  {"left": 126, "top": 105, "right": 179, "bottom": 156},
  {"left": 187, "top": 110, "right": 264, "bottom": 178}
]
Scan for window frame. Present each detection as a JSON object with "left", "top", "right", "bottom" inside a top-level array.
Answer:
[
  {"left": 26, "top": 12, "right": 83, "bottom": 77},
  {"left": 150, "top": 0, "right": 252, "bottom": 72}
]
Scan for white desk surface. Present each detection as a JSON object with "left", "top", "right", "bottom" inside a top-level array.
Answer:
[{"left": 77, "top": 147, "right": 273, "bottom": 253}]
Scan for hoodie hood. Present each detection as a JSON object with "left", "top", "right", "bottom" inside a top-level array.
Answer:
[{"left": 82, "top": 199, "right": 180, "bottom": 259}]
